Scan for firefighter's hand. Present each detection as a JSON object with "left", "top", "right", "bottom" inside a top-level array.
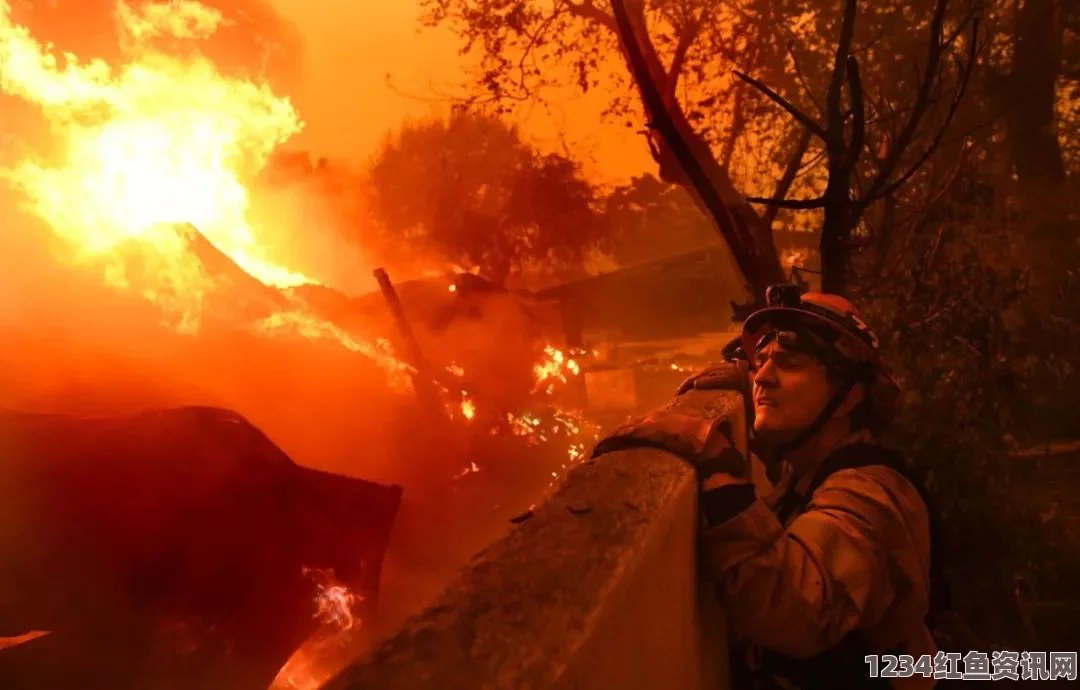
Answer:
[
  {"left": 676, "top": 361, "right": 751, "bottom": 397},
  {"left": 592, "top": 410, "right": 749, "bottom": 483},
  {"left": 695, "top": 423, "right": 750, "bottom": 485}
]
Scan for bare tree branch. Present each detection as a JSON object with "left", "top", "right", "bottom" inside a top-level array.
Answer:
[
  {"left": 574, "top": 0, "right": 979, "bottom": 300},
  {"left": 608, "top": 0, "right": 785, "bottom": 297},
  {"left": 733, "top": 0, "right": 981, "bottom": 295},
  {"left": 565, "top": 0, "right": 615, "bottom": 29},
  {"left": 511, "top": 6, "right": 571, "bottom": 99},
  {"left": 839, "top": 56, "right": 866, "bottom": 171},
  {"left": 733, "top": 70, "right": 829, "bottom": 141},
  {"left": 787, "top": 42, "right": 826, "bottom": 119},
  {"left": 764, "top": 127, "right": 815, "bottom": 228},
  {"left": 667, "top": 12, "right": 705, "bottom": 97},
  {"left": 817, "top": 0, "right": 861, "bottom": 295},
  {"left": 720, "top": 84, "right": 748, "bottom": 172},
  {"left": 825, "top": 0, "right": 859, "bottom": 149},
  {"left": 857, "top": 15, "right": 980, "bottom": 208},
  {"left": 745, "top": 194, "right": 827, "bottom": 209},
  {"left": 861, "top": 0, "right": 951, "bottom": 202}
]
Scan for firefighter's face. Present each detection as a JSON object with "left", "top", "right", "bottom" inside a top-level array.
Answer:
[{"left": 751, "top": 339, "right": 834, "bottom": 441}]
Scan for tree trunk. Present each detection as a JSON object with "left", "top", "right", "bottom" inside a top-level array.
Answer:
[
  {"left": 819, "top": 160, "right": 853, "bottom": 295},
  {"left": 1007, "top": 1, "right": 1068, "bottom": 192},
  {"left": 1002, "top": 0, "right": 1077, "bottom": 296},
  {"left": 604, "top": 0, "right": 786, "bottom": 305}
]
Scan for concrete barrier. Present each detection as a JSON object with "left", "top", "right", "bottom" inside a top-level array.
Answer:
[{"left": 323, "top": 388, "right": 754, "bottom": 690}]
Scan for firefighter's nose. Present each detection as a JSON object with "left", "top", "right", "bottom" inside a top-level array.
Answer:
[{"left": 753, "top": 359, "right": 777, "bottom": 387}]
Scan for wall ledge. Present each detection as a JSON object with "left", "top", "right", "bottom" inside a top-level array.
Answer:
[{"left": 324, "top": 388, "right": 746, "bottom": 690}]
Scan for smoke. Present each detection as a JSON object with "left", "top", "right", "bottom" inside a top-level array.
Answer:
[
  {"left": 248, "top": 153, "right": 381, "bottom": 297},
  {"left": 4, "top": 0, "right": 303, "bottom": 88}
]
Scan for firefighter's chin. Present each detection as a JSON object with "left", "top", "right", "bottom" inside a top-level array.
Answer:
[
  {"left": 753, "top": 403, "right": 804, "bottom": 445},
  {"left": 753, "top": 401, "right": 784, "bottom": 433}
]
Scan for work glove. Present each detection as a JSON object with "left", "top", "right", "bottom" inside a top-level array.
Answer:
[
  {"left": 591, "top": 360, "right": 754, "bottom": 481},
  {"left": 675, "top": 360, "right": 751, "bottom": 397},
  {"left": 590, "top": 408, "right": 756, "bottom": 527},
  {"left": 591, "top": 406, "right": 747, "bottom": 482}
]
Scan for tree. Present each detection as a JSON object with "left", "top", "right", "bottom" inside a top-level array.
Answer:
[
  {"left": 422, "top": 0, "right": 982, "bottom": 300},
  {"left": 727, "top": 0, "right": 981, "bottom": 294},
  {"left": 422, "top": 0, "right": 794, "bottom": 300},
  {"left": 985, "top": 0, "right": 1080, "bottom": 304},
  {"left": 365, "top": 111, "right": 608, "bottom": 284}
]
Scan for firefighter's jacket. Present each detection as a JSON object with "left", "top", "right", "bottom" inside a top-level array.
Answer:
[{"left": 593, "top": 397, "right": 936, "bottom": 690}]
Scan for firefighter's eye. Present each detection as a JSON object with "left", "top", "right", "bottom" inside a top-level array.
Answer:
[{"left": 772, "top": 350, "right": 814, "bottom": 369}]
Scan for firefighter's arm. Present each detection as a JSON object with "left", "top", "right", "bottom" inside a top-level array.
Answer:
[{"left": 699, "top": 466, "right": 927, "bottom": 659}]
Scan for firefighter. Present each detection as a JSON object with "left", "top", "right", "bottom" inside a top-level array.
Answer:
[{"left": 592, "top": 284, "right": 937, "bottom": 690}]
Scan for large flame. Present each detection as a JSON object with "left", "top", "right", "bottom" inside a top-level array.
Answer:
[
  {"left": 0, "top": 0, "right": 595, "bottom": 458},
  {"left": 0, "top": 0, "right": 307, "bottom": 321},
  {"left": 0, "top": 4, "right": 605, "bottom": 681}
]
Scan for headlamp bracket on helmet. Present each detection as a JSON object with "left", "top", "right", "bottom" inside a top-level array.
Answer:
[{"left": 765, "top": 283, "right": 804, "bottom": 309}]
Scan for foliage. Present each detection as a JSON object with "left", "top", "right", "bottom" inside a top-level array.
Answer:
[
  {"left": 423, "top": 0, "right": 781, "bottom": 198},
  {"left": 858, "top": 146, "right": 1080, "bottom": 646},
  {"left": 424, "top": 0, "right": 976, "bottom": 207},
  {"left": 364, "top": 111, "right": 608, "bottom": 283}
]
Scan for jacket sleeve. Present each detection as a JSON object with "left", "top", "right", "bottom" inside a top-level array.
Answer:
[{"left": 700, "top": 465, "right": 931, "bottom": 659}]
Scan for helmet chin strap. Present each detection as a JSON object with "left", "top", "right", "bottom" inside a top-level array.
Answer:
[{"left": 773, "top": 377, "right": 857, "bottom": 457}]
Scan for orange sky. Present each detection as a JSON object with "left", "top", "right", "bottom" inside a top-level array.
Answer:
[{"left": 267, "top": 0, "right": 653, "bottom": 184}]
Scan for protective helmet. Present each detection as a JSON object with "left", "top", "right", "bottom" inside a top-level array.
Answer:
[{"left": 741, "top": 284, "right": 902, "bottom": 432}]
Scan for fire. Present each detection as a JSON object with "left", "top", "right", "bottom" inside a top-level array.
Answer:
[
  {"left": 532, "top": 344, "right": 580, "bottom": 394},
  {"left": 255, "top": 311, "right": 414, "bottom": 388},
  {"left": 521, "top": 346, "right": 597, "bottom": 487},
  {"left": 459, "top": 395, "right": 476, "bottom": 420},
  {"left": 0, "top": 0, "right": 422, "bottom": 376},
  {"left": 454, "top": 460, "right": 480, "bottom": 479},
  {"left": 781, "top": 248, "right": 809, "bottom": 270},
  {"left": 0, "top": 0, "right": 307, "bottom": 322},
  {"left": 442, "top": 343, "right": 598, "bottom": 484},
  {"left": 0, "top": 0, "right": 598, "bottom": 478},
  {"left": 271, "top": 568, "right": 364, "bottom": 690},
  {"left": 304, "top": 567, "right": 363, "bottom": 632},
  {"left": 314, "top": 583, "right": 360, "bottom": 631},
  {"left": 0, "top": 630, "right": 50, "bottom": 651}
]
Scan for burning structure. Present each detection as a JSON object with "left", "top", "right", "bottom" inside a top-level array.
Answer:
[{"left": 0, "top": 1, "right": 599, "bottom": 688}]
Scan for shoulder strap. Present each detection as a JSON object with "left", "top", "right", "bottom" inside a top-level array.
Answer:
[
  {"left": 774, "top": 443, "right": 951, "bottom": 616},
  {"left": 773, "top": 443, "right": 882, "bottom": 524}
]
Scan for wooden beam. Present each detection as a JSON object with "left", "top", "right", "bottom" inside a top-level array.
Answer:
[{"left": 373, "top": 268, "right": 445, "bottom": 417}]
